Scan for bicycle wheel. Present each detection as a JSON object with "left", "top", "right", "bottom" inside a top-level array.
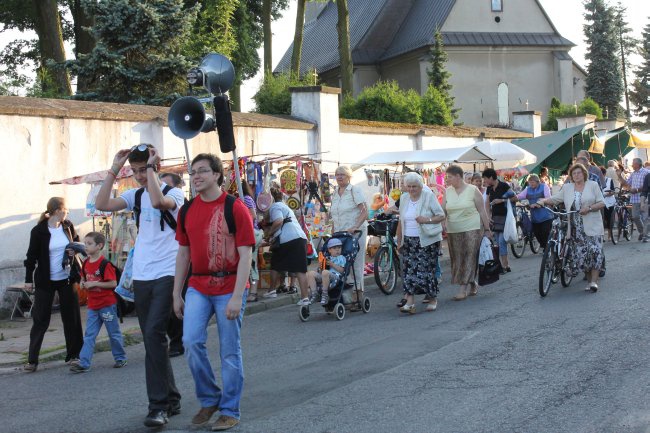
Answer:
[
  {"left": 510, "top": 224, "right": 526, "bottom": 258},
  {"left": 623, "top": 210, "right": 633, "bottom": 241},
  {"left": 374, "top": 246, "right": 397, "bottom": 295},
  {"left": 529, "top": 235, "right": 540, "bottom": 254},
  {"left": 538, "top": 243, "right": 556, "bottom": 297},
  {"left": 609, "top": 209, "right": 618, "bottom": 245},
  {"left": 560, "top": 243, "right": 573, "bottom": 287}
]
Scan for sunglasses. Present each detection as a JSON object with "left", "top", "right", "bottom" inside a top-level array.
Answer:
[{"left": 130, "top": 144, "right": 152, "bottom": 153}]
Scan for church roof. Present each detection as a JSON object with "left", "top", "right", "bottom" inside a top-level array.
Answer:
[{"left": 275, "top": 0, "right": 574, "bottom": 75}]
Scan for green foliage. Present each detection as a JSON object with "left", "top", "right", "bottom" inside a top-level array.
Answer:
[
  {"left": 183, "top": 0, "right": 239, "bottom": 62},
  {"left": 252, "top": 72, "right": 312, "bottom": 114},
  {"left": 427, "top": 29, "right": 457, "bottom": 120},
  {"left": 67, "top": 0, "right": 199, "bottom": 105},
  {"left": 421, "top": 85, "right": 452, "bottom": 126},
  {"left": 543, "top": 97, "right": 603, "bottom": 131},
  {"left": 583, "top": 0, "right": 624, "bottom": 117},
  {"left": 630, "top": 21, "right": 650, "bottom": 123},
  {"left": 340, "top": 81, "right": 422, "bottom": 124}
]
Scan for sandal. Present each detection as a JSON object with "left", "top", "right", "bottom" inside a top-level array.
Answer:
[
  {"left": 396, "top": 298, "right": 407, "bottom": 308},
  {"left": 246, "top": 293, "right": 258, "bottom": 303},
  {"left": 452, "top": 293, "right": 468, "bottom": 301},
  {"left": 24, "top": 363, "right": 37, "bottom": 372},
  {"left": 468, "top": 284, "right": 479, "bottom": 296}
]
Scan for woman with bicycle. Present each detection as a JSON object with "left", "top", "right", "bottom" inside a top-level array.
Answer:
[
  {"left": 514, "top": 174, "right": 554, "bottom": 249},
  {"left": 443, "top": 165, "right": 493, "bottom": 300},
  {"left": 395, "top": 172, "right": 445, "bottom": 314},
  {"left": 538, "top": 163, "right": 606, "bottom": 292}
]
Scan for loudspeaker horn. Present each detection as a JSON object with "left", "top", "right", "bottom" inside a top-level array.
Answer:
[
  {"left": 168, "top": 96, "right": 216, "bottom": 139},
  {"left": 200, "top": 53, "right": 235, "bottom": 95}
]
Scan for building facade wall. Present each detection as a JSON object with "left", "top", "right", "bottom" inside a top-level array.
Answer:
[{"left": 442, "top": 0, "right": 555, "bottom": 33}]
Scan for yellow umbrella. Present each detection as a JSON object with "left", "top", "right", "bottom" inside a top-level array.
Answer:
[
  {"left": 630, "top": 131, "right": 650, "bottom": 149},
  {"left": 588, "top": 135, "right": 605, "bottom": 154}
]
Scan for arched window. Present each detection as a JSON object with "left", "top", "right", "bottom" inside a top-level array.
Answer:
[{"left": 497, "top": 82, "right": 509, "bottom": 124}]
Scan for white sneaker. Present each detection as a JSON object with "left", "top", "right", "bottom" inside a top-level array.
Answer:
[
  {"left": 262, "top": 290, "right": 277, "bottom": 298},
  {"left": 320, "top": 295, "right": 329, "bottom": 305},
  {"left": 297, "top": 297, "right": 311, "bottom": 306}
]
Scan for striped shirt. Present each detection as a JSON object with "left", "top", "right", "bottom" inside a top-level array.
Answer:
[{"left": 625, "top": 168, "right": 649, "bottom": 204}]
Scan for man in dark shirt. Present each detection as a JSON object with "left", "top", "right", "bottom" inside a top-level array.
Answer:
[
  {"left": 641, "top": 171, "right": 650, "bottom": 242},
  {"left": 483, "top": 168, "right": 513, "bottom": 273}
]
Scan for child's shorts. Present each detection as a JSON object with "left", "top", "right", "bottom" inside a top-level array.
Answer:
[{"left": 315, "top": 271, "right": 342, "bottom": 289}]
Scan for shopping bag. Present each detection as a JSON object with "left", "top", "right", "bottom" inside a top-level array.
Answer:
[
  {"left": 115, "top": 248, "right": 134, "bottom": 303},
  {"left": 478, "top": 236, "right": 494, "bottom": 265},
  {"left": 503, "top": 200, "right": 518, "bottom": 244}
]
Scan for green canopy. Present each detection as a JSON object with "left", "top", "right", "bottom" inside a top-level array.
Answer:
[{"left": 514, "top": 124, "right": 590, "bottom": 176}]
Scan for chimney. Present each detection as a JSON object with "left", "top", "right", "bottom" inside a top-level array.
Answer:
[{"left": 512, "top": 111, "right": 542, "bottom": 137}]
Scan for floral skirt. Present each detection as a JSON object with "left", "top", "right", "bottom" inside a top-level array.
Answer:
[
  {"left": 401, "top": 237, "right": 440, "bottom": 297},
  {"left": 571, "top": 214, "right": 604, "bottom": 273}
]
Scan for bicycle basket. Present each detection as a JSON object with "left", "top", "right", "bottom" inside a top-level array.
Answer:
[{"left": 368, "top": 218, "right": 398, "bottom": 237}]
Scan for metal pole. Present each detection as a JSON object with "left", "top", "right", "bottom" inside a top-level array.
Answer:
[
  {"left": 231, "top": 147, "right": 244, "bottom": 199},
  {"left": 183, "top": 139, "right": 196, "bottom": 198}
]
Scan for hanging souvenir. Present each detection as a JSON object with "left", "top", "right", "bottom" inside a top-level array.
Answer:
[
  {"left": 280, "top": 168, "right": 298, "bottom": 195},
  {"left": 257, "top": 161, "right": 273, "bottom": 212},
  {"left": 286, "top": 195, "right": 301, "bottom": 211}
]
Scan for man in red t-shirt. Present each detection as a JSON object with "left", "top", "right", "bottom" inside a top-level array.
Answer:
[
  {"left": 70, "top": 232, "right": 127, "bottom": 373},
  {"left": 173, "top": 153, "right": 254, "bottom": 431}
]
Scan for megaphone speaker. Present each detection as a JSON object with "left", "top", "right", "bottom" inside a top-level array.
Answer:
[{"left": 168, "top": 96, "right": 215, "bottom": 140}]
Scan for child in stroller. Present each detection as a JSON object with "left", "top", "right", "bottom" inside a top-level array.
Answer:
[{"left": 307, "top": 238, "right": 346, "bottom": 305}]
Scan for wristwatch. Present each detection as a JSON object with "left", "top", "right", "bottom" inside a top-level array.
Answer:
[
  {"left": 146, "top": 163, "right": 157, "bottom": 171},
  {"left": 588, "top": 205, "right": 592, "bottom": 212}
]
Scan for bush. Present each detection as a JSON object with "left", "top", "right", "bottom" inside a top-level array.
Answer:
[
  {"left": 253, "top": 73, "right": 312, "bottom": 115},
  {"left": 421, "top": 85, "right": 452, "bottom": 126},
  {"left": 340, "top": 81, "right": 422, "bottom": 124},
  {"left": 543, "top": 97, "right": 603, "bottom": 131}
]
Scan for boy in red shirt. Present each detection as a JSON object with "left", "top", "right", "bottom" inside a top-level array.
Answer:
[
  {"left": 70, "top": 232, "right": 127, "bottom": 373},
  {"left": 173, "top": 153, "right": 254, "bottom": 431}
]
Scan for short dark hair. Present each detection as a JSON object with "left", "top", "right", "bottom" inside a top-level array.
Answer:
[
  {"left": 160, "top": 172, "right": 183, "bottom": 187},
  {"left": 270, "top": 186, "right": 283, "bottom": 202},
  {"left": 445, "top": 164, "right": 463, "bottom": 177},
  {"left": 191, "top": 153, "right": 224, "bottom": 186},
  {"left": 127, "top": 143, "right": 154, "bottom": 164},
  {"left": 85, "top": 231, "right": 106, "bottom": 247},
  {"left": 482, "top": 168, "right": 498, "bottom": 180}
]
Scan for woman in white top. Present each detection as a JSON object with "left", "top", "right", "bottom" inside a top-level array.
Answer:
[
  {"left": 395, "top": 173, "right": 446, "bottom": 314},
  {"left": 330, "top": 166, "right": 368, "bottom": 292}
]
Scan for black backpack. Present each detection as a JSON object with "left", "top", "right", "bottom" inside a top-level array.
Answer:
[
  {"left": 82, "top": 259, "right": 134, "bottom": 323},
  {"left": 179, "top": 194, "right": 237, "bottom": 237},
  {"left": 133, "top": 185, "right": 178, "bottom": 232}
]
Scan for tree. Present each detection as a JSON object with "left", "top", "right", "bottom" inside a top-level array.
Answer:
[
  {"left": 583, "top": 0, "right": 624, "bottom": 118},
  {"left": 336, "top": 0, "right": 353, "bottom": 97},
  {"left": 290, "top": 0, "right": 307, "bottom": 77},
  {"left": 421, "top": 85, "right": 452, "bottom": 126},
  {"left": 69, "top": 0, "right": 96, "bottom": 93},
  {"left": 183, "top": 0, "right": 239, "bottom": 63},
  {"left": 68, "top": 0, "right": 199, "bottom": 105},
  {"left": 427, "top": 29, "right": 458, "bottom": 120},
  {"left": 613, "top": 2, "right": 638, "bottom": 119},
  {"left": 262, "top": 0, "right": 272, "bottom": 76},
  {"left": 630, "top": 20, "right": 650, "bottom": 124}
]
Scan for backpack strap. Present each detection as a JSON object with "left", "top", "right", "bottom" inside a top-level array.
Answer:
[
  {"left": 179, "top": 197, "right": 195, "bottom": 240},
  {"left": 160, "top": 184, "right": 178, "bottom": 232},
  {"left": 133, "top": 187, "right": 145, "bottom": 231}
]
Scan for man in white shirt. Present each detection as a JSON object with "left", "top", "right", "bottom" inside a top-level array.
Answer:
[{"left": 96, "top": 144, "right": 185, "bottom": 428}]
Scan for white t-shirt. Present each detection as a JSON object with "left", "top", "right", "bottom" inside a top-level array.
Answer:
[
  {"left": 269, "top": 202, "right": 307, "bottom": 244},
  {"left": 48, "top": 225, "right": 69, "bottom": 280},
  {"left": 602, "top": 177, "right": 616, "bottom": 208},
  {"left": 119, "top": 184, "right": 185, "bottom": 280},
  {"left": 403, "top": 200, "right": 420, "bottom": 237}
]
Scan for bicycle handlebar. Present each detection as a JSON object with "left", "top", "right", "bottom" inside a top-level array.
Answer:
[{"left": 542, "top": 206, "right": 579, "bottom": 216}]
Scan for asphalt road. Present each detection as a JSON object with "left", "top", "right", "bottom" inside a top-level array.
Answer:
[{"left": 2, "top": 239, "right": 650, "bottom": 433}]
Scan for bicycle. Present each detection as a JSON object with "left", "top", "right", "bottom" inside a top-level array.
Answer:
[
  {"left": 538, "top": 207, "right": 579, "bottom": 297},
  {"left": 510, "top": 204, "right": 540, "bottom": 258},
  {"left": 610, "top": 189, "right": 633, "bottom": 243},
  {"left": 367, "top": 214, "right": 401, "bottom": 295}
]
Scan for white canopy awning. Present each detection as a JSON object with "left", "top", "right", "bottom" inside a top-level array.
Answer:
[
  {"left": 354, "top": 146, "right": 493, "bottom": 168},
  {"left": 474, "top": 140, "right": 537, "bottom": 169}
]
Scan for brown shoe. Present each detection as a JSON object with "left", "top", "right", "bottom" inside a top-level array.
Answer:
[
  {"left": 212, "top": 415, "right": 239, "bottom": 431},
  {"left": 191, "top": 405, "right": 219, "bottom": 426}
]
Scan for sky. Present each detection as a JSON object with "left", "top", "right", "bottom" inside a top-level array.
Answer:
[{"left": 0, "top": 0, "right": 647, "bottom": 112}]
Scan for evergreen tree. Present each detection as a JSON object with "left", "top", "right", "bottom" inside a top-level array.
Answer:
[
  {"left": 67, "top": 0, "right": 198, "bottom": 105},
  {"left": 630, "top": 20, "right": 650, "bottom": 124},
  {"left": 427, "top": 30, "right": 458, "bottom": 120},
  {"left": 583, "top": 0, "right": 624, "bottom": 118}
]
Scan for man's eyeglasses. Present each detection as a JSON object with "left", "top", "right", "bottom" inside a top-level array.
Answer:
[
  {"left": 189, "top": 168, "right": 214, "bottom": 177},
  {"left": 130, "top": 144, "right": 151, "bottom": 153}
]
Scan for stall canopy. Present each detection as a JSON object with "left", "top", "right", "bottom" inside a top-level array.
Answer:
[
  {"left": 514, "top": 124, "right": 590, "bottom": 174},
  {"left": 354, "top": 146, "right": 493, "bottom": 168},
  {"left": 474, "top": 140, "right": 537, "bottom": 169}
]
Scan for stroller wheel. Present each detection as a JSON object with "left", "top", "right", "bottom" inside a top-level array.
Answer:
[
  {"left": 335, "top": 303, "right": 345, "bottom": 321},
  {"left": 361, "top": 297, "right": 371, "bottom": 313},
  {"left": 299, "top": 305, "right": 310, "bottom": 322}
]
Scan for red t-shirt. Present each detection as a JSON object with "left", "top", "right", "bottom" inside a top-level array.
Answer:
[
  {"left": 176, "top": 194, "right": 255, "bottom": 296},
  {"left": 82, "top": 256, "right": 117, "bottom": 310}
]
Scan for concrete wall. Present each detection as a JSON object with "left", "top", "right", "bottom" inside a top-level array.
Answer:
[
  {"left": 443, "top": 0, "right": 555, "bottom": 33},
  {"left": 435, "top": 48, "right": 556, "bottom": 126},
  {"left": 381, "top": 54, "right": 423, "bottom": 94}
]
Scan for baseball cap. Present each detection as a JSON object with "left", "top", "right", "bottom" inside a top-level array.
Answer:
[{"left": 327, "top": 238, "right": 343, "bottom": 248}]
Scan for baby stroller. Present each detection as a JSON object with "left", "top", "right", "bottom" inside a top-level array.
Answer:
[{"left": 299, "top": 231, "right": 371, "bottom": 321}]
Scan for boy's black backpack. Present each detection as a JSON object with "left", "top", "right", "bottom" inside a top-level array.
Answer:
[
  {"left": 133, "top": 185, "right": 178, "bottom": 232},
  {"left": 82, "top": 259, "right": 134, "bottom": 323}
]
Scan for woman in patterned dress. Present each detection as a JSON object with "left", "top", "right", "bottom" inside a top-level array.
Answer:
[{"left": 395, "top": 172, "right": 446, "bottom": 314}]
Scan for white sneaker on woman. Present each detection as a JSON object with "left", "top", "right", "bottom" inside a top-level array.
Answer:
[{"left": 297, "top": 298, "right": 311, "bottom": 306}]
